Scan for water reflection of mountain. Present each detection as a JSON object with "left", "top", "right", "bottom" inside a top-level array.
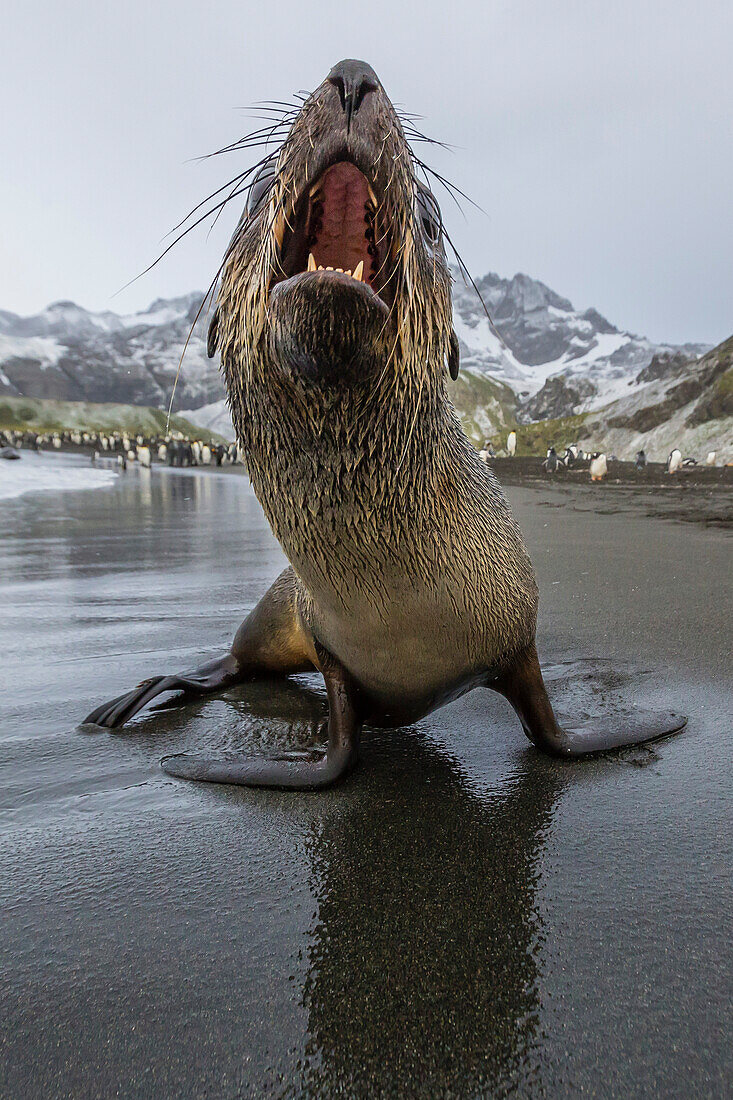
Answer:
[{"left": 298, "top": 728, "right": 562, "bottom": 1097}]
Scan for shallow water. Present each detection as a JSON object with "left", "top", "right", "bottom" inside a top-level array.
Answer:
[
  {"left": 0, "top": 454, "right": 730, "bottom": 1098},
  {"left": 0, "top": 450, "right": 118, "bottom": 500}
]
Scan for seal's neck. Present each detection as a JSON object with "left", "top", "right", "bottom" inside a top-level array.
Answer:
[{"left": 239, "top": 353, "right": 450, "bottom": 563}]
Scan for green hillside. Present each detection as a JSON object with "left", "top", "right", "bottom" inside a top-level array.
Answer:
[{"left": 0, "top": 396, "right": 223, "bottom": 440}]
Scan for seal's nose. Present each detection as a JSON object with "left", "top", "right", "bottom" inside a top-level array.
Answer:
[{"left": 327, "top": 59, "right": 379, "bottom": 131}]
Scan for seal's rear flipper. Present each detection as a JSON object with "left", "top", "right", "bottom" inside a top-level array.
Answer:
[
  {"left": 546, "top": 710, "right": 686, "bottom": 757},
  {"left": 162, "top": 645, "right": 361, "bottom": 790},
  {"left": 492, "top": 643, "right": 687, "bottom": 758}
]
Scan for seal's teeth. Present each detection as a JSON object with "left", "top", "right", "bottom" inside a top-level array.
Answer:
[
  {"left": 318, "top": 265, "right": 324, "bottom": 270},
  {"left": 353, "top": 261, "right": 364, "bottom": 282},
  {"left": 344, "top": 269, "right": 352, "bottom": 277},
  {"left": 326, "top": 266, "right": 333, "bottom": 271},
  {"left": 336, "top": 268, "right": 343, "bottom": 273},
  {"left": 273, "top": 213, "right": 285, "bottom": 250},
  {"left": 307, "top": 253, "right": 316, "bottom": 272}
]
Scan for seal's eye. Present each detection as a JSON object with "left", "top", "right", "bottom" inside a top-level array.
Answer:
[
  {"left": 247, "top": 155, "right": 278, "bottom": 215},
  {"left": 415, "top": 185, "right": 442, "bottom": 245}
]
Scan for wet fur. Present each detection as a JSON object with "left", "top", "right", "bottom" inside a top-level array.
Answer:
[{"left": 210, "top": 72, "right": 538, "bottom": 720}]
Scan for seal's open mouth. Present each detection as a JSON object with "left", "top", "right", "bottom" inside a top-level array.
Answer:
[{"left": 275, "top": 160, "right": 393, "bottom": 306}]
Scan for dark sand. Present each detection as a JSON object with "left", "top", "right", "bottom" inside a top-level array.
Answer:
[{"left": 0, "top": 454, "right": 730, "bottom": 1098}]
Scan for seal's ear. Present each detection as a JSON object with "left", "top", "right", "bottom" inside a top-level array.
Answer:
[
  {"left": 448, "top": 329, "right": 460, "bottom": 380},
  {"left": 207, "top": 307, "right": 220, "bottom": 359}
]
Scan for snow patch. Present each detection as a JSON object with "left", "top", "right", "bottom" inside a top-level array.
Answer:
[
  {"left": 179, "top": 400, "right": 236, "bottom": 439},
  {"left": 0, "top": 333, "right": 65, "bottom": 368}
]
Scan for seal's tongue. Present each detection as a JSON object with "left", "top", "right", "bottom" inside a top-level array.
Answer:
[{"left": 307, "top": 162, "right": 377, "bottom": 284}]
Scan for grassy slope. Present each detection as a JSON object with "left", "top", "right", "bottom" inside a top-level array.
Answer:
[
  {"left": 449, "top": 369, "right": 517, "bottom": 445},
  {"left": 456, "top": 337, "right": 733, "bottom": 461},
  {"left": 0, "top": 396, "right": 224, "bottom": 440},
  {"left": 450, "top": 369, "right": 590, "bottom": 455}
]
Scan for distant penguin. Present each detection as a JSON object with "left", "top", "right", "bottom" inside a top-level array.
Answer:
[
  {"left": 589, "top": 453, "right": 607, "bottom": 481},
  {"left": 52, "top": 434, "right": 62, "bottom": 449},
  {"left": 117, "top": 454, "right": 127, "bottom": 470},
  {"left": 563, "top": 445, "right": 577, "bottom": 468},
  {"left": 127, "top": 449, "right": 136, "bottom": 462},
  {"left": 543, "top": 446, "right": 559, "bottom": 474},
  {"left": 479, "top": 449, "right": 489, "bottom": 463},
  {"left": 158, "top": 443, "right": 168, "bottom": 462},
  {"left": 201, "top": 444, "right": 212, "bottom": 466},
  {"left": 667, "top": 448, "right": 682, "bottom": 474},
  {"left": 507, "top": 430, "right": 517, "bottom": 457},
  {"left": 635, "top": 449, "right": 647, "bottom": 469},
  {"left": 191, "top": 441, "right": 201, "bottom": 466},
  {"left": 137, "top": 445, "right": 151, "bottom": 468},
  {"left": 706, "top": 451, "right": 716, "bottom": 466}
]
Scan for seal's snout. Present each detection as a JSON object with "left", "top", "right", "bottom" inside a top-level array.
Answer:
[
  {"left": 327, "top": 59, "right": 380, "bottom": 130},
  {"left": 269, "top": 272, "right": 388, "bottom": 386}
]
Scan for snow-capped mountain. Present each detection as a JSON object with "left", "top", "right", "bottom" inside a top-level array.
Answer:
[
  {"left": 571, "top": 336, "right": 733, "bottom": 463},
  {"left": 0, "top": 274, "right": 709, "bottom": 437},
  {"left": 0, "top": 294, "right": 220, "bottom": 410},
  {"left": 451, "top": 271, "right": 708, "bottom": 419}
]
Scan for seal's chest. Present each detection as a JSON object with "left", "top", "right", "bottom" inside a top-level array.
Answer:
[{"left": 293, "top": 543, "right": 480, "bottom": 704}]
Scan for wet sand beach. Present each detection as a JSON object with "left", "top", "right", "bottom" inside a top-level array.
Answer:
[{"left": 0, "top": 454, "right": 731, "bottom": 1098}]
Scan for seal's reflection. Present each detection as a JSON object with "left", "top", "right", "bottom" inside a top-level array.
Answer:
[
  {"left": 298, "top": 726, "right": 561, "bottom": 1097},
  {"left": 146, "top": 679, "right": 562, "bottom": 1095}
]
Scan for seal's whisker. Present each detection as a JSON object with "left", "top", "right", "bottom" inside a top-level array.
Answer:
[
  {"left": 252, "top": 98, "right": 306, "bottom": 110},
  {"left": 401, "top": 124, "right": 455, "bottom": 152},
  {"left": 412, "top": 159, "right": 481, "bottom": 217},
  {"left": 207, "top": 174, "right": 253, "bottom": 239},
  {"left": 164, "top": 269, "right": 223, "bottom": 433},
  {"left": 117, "top": 181, "right": 254, "bottom": 295},
  {"left": 166, "top": 161, "right": 264, "bottom": 238},
  {"left": 441, "top": 226, "right": 508, "bottom": 351},
  {"left": 197, "top": 134, "right": 290, "bottom": 161}
]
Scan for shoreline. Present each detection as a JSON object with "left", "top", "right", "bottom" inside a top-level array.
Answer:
[{"left": 10, "top": 446, "right": 731, "bottom": 530}]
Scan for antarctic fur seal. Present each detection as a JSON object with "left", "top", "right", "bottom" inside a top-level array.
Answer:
[{"left": 85, "top": 60, "right": 686, "bottom": 786}]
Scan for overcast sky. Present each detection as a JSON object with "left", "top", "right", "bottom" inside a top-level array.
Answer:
[{"left": 2, "top": 0, "right": 731, "bottom": 344}]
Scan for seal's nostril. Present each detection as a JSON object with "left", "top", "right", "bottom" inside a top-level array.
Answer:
[{"left": 327, "top": 59, "right": 379, "bottom": 131}]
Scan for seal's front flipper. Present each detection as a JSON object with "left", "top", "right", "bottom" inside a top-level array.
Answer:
[
  {"left": 161, "top": 644, "right": 361, "bottom": 790},
  {"left": 492, "top": 643, "right": 687, "bottom": 758},
  {"left": 83, "top": 567, "right": 315, "bottom": 730},
  {"left": 83, "top": 655, "right": 242, "bottom": 729}
]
